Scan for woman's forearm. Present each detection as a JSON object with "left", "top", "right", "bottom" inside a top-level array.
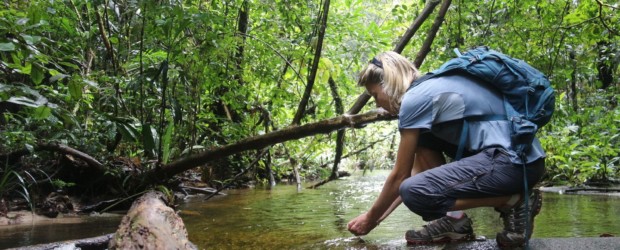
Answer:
[
  {"left": 366, "top": 172, "right": 408, "bottom": 222},
  {"left": 378, "top": 196, "right": 402, "bottom": 223},
  {"left": 369, "top": 129, "right": 418, "bottom": 221}
]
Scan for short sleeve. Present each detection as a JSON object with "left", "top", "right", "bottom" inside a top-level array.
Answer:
[{"left": 398, "top": 91, "right": 433, "bottom": 130}]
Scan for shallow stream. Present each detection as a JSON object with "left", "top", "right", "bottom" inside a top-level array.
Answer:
[{"left": 1, "top": 170, "right": 619, "bottom": 249}]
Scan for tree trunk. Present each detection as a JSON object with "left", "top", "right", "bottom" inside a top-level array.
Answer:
[
  {"left": 597, "top": 40, "right": 616, "bottom": 89},
  {"left": 293, "top": 163, "right": 302, "bottom": 191},
  {"left": 292, "top": 0, "right": 331, "bottom": 125},
  {"left": 328, "top": 77, "right": 345, "bottom": 180},
  {"left": 570, "top": 50, "right": 578, "bottom": 111},
  {"left": 393, "top": 0, "right": 443, "bottom": 54},
  {"left": 234, "top": 0, "right": 249, "bottom": 86},
  {"left": 414, "top": 0, "right": 453, "bottom": 68}
]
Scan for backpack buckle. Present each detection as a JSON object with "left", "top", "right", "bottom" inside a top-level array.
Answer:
[{"left": 469, "top": 55, "right": 483, "bottom": 63}]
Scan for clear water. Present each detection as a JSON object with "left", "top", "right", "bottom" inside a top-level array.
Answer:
[
  {"left": 179, "top": 170, "right": 620, "bottom": 249},
  {"left": 0, "top": 214, "right": 122, "bottom": 249},
  {"left": 0, "top": 170, "right": 619, "bottom": 249}
]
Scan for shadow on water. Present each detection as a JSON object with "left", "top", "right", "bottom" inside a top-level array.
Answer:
[
  {"left": 179, "top": 170, "right": 620, "bottom": 249},
  {"left": 0, "top": 170, "right": 618, "bottom": 249}
]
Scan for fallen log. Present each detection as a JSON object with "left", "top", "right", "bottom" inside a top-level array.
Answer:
[
  {"left": 7, "top": 234, "right": 113, "bottom": 250},
  {"left": 143, "top": 109, "right": 396, "bottom": 182},
  {"left": 108, "top": 191, "right": 197, "bottom": 250}
]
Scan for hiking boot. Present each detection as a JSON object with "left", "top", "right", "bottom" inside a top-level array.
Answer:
[
  {"left": 496, "top": 189, "right": 543, "bottom": 248},
  {"left": 405, "top": 214, "right": 475, "bottom": 244}
]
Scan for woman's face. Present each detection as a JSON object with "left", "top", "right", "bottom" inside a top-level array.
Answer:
[{"left": 365, "top": 82, "right": 396, "bottom": 114}]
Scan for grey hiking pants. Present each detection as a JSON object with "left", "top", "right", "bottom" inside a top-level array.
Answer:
[{"left": 399, "top": 146, "right": 545, "bottom": 222}]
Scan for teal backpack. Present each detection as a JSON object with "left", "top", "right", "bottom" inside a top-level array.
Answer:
[{"left": 412, "top": 46, "right": 555, "bottom": 159}]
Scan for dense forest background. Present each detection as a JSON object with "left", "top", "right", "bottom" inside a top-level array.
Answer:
[{"left": 1, "top": 0, "right": 619, "bottom": 211}]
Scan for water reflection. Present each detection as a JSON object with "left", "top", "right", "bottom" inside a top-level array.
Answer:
[
  {"left": 0, "top": 215, "right": 121, "bottom": 249},
  {"left": 180, "top": 170, "right": 620, "bottom": 249},
  {"left": 0, "top": 170, "right": 618, "bottom": 249}
]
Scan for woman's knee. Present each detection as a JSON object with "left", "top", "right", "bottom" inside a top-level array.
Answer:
[
  {"left": 399, "top": 177, "right": 448, "bottom": 220},
  {"left": 399, "top": 177, "right": 431, "bottom": 210}
]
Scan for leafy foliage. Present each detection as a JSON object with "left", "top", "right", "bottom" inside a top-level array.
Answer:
[
  {"left": 540, "top": 88, "right": 620, "bottom": 185},
  {"left": 0, "top": 0, "right": 618, "bottom": 198}
]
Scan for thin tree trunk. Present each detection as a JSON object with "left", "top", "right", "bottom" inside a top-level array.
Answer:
[
  {"left": 262, "top": 107, "right": 276, "bottom": 187},
  {"left": 292, "top": 0, "right": 331, "bottom": 125},
  {"left": 414, "top": 0, "right": 453, "bottom": 68},
  {"left": 94, "top": 5, "right": 118, "bottom": 73},
  {"left": 393, "top": 0, "right": 442, "bottom": 54},
  {"left": 597, "top": 40, "right": 616, "bottom": 90},
  {"left": 328, "top": 77, "right": 344, "bottom": 181},
  {"left": 293, "top": 163, "right": 302, "bottom": 191},
  {"left": 234, "top": 0, "right": 249, "bottom": 86},
  {"left": 266, "top": 148, "right": 276, "bottom": 187},
  {"left": 387, "top": 132, "right": 397, "bottom": 161},
  {"left": 204, "top": 149, "right": 269, "bottom": 201},
  {"left": 570, "top": 50, "right": 578, "bottom": 111},
  {"left": 346, "top": 0, "right": 443, "bottom": 115}
]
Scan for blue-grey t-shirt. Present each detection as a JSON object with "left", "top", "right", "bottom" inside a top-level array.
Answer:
[{"left": 398, "top": 74, "right": 545, "bottom": 164}]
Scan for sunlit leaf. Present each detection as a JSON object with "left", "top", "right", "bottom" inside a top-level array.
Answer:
[
  {"left": 7, "top": 96, "right": 40, "bottom": 107},
  {"left": 21, "top": 34, "right": 41, "bottom": 45},
  {"left": 0, "top": 42, "right": 16, "bottom": 51}
]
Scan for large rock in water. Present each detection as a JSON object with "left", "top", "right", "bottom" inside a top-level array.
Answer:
[{"left": 109, "top": 191, "right": 197, "bottom": 250}]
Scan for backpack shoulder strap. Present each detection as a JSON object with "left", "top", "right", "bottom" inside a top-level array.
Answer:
[{"left": 408, "top": 73, "right": 436, "bottom": 90}]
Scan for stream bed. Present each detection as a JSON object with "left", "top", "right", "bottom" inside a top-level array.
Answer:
[{"left": 1, "top": 170, "right": 619, "bottom": 249}]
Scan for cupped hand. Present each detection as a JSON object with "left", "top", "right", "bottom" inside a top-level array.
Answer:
[{"left": 347, "top": 212, "right": 379, "bottom": 236}]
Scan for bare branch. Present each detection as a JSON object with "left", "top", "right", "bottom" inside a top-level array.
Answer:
[
  {"left": 37, "top": 142, "right": 105, "bottom": 171},
  {"left": 595, "top": 0, "right": 619, "bottom": 35}
]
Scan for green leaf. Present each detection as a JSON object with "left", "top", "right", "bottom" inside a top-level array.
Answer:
[
  {"left": 7, "top": 96, "right": 41, "bottom": 107},
  {"left": 0, "top": 42, "right": 16, "bottom": 51},
  {"left": 142, "top": 124, "right": 158, "bottom": 157},
  {"left": 83, "top": 79, "right": 99, "bottom": 88},
  {"left": 16, "top": 18, "right": 29, "bottom": 25},
  {"left": 31, "top": 64, "right": 44, "bottom": 85},
  {"left": 32, "top": 106, "right": 52, "bottom": 120},
  {"left": 21, "top": 35, "right": 41, "bottom": 45},
  {"left": 68, "top": 79, "right": 83, "bottom": 99},
  {"left": 117, "top": 122, "right": 139, "bottom": 142},
  {"left": 162, "top": 120, "right": 174, "bottom": 164},
  {"left": 49, "top": 73, "right": 68, "bottom": 83}
]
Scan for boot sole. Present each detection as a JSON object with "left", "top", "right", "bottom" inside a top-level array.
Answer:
[{"left": 406, "top": 232, "right": 476, "bottom": 245}]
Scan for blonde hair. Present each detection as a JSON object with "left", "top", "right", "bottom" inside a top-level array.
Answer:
[{"left": 357, "top": 51, "right": 421, "bottom": 111}]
